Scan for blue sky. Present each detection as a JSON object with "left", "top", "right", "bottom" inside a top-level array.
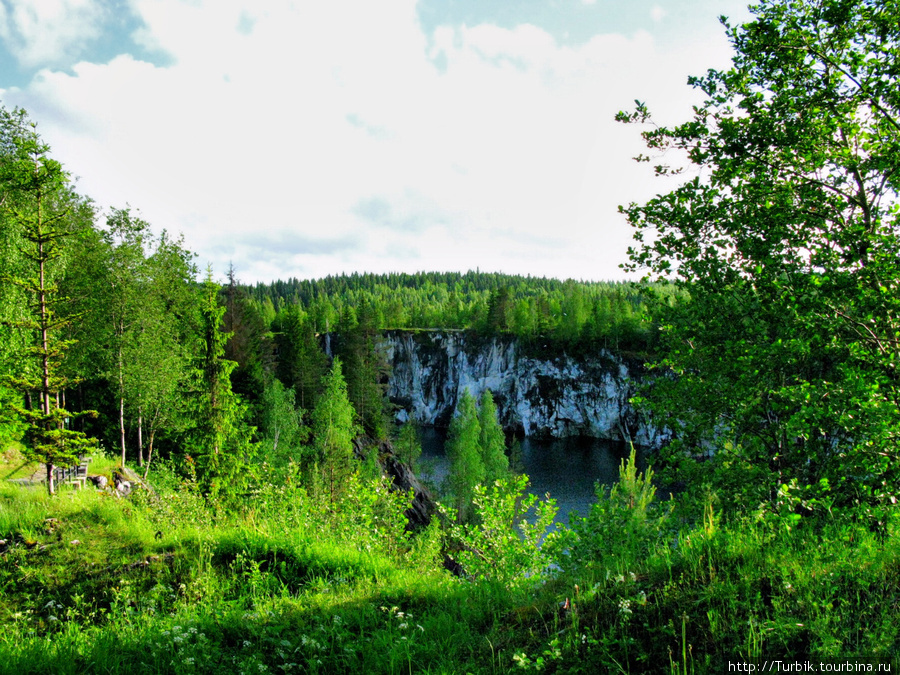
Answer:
[{"left": 0, "top": 0, "right": 752, "bottom": 284}]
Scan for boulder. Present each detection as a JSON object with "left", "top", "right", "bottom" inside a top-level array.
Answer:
[
  {"left": 88, "top": 475, "right": 108, "bottom": 489},
  {"left": 114, "top": 478, "right": 132, "bottom": 497}
]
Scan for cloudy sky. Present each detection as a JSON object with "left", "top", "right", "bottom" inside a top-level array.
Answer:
[{"left": 0, "top": 0, "right": 752, "bottom": 284}]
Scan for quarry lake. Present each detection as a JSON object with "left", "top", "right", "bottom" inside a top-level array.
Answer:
[{"left": 416, "top": 427, "right": 632, "bottom": 525}]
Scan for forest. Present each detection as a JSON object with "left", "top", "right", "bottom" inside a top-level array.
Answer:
[{"left": 2, "top": 0, "right": 900, "bottom": 671}]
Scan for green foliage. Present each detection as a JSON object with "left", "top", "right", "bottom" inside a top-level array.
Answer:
[
  {"left": 394, "top": 419, "right": 422, "bottom": 469},
  {"left": 441, "top": 474, "right": 557, "bottom": 589},
  {"left": 2, "top": 449, "right": 899, "bottom": 673},
  {"left": 478, "top": 390, "right": 509, "bottom": 483},
  {"left": 311, "top": 358, "right": 358, "bottom": 503},
  {"left": 620, "top": 0, "right": 900, "bottom": 511},
  {"left": 549, "top": 447, "right": 672, "bottom": 575},
  {"left": 185, "top": 269, "right": 257, "bottom": 502},
  {"left": 221, "top": 266, "right": 274, "bottom": 408},
  {"left": 335, "top": 300, "right": 390, "bottom": 439},
  {"left": 246, "top": 270, "right": 663, "bottom": 353},
  {"left": 0, "top": 107, "right": 98, "bottom": 493},
  {"left": 271, "top": 304, "right": 327, "bottom": 412},
  {"left": 444, "top": 389, "right": 485, "bottom": 521},
  {"left": 258, "top": 378, "right": 309, "bottom": 469}
]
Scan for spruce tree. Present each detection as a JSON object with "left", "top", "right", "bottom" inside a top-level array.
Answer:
[
  {"left": 478, "top": 390, "right": 508, "bottom": 484},
  {"left": 0, "top": 111, "right": 97, "bottom": 495},
  {"left": 311, "top": 358, "right": 357, "bottom": 503},
  {"left": 186, "top": 269, "right": 256, "bottom": 500},
  {"left": 445, "top": 389, "right": 485, "bottom": 522}
]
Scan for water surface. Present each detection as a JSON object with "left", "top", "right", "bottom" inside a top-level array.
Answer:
[{"left": 417, "top": 427, "right": 630, "bottom": 525}]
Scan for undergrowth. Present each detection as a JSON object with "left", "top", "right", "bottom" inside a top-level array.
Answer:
[{"left": 1, "top": 452, "right": 898, "bottom": 673}]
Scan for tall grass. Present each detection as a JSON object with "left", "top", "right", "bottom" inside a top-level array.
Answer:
[{"left": 1, "top": 452, "right": 898, "bottom": 674}]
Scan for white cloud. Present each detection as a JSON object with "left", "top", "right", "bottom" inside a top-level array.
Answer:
[
  {"left": 0, "top": 0, "right": 103, "bottom": 67},
  {"left": 650, "top": 5, "right": 667, "bottom": 23},
  {"left": 3, "top": 0, "right": 739, "bottom": 283}
]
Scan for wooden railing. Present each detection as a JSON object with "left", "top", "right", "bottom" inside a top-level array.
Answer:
[{"left": 51, "top": 456, "right": 91, "bottom": 490}]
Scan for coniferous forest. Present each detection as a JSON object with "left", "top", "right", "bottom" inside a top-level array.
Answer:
[{"left": 3, "top": 1, "right": 900, "bottom": 672}]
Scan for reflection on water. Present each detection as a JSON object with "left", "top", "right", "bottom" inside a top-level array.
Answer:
[{"left": 417, "top": 427, "right": 630, "bottom": 526}]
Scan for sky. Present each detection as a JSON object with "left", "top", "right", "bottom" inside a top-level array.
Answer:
[{"left": 0, "top": 0, "right": 753, "bottom": 285}]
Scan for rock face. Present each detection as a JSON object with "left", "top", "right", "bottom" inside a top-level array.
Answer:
[
  {"left": 353, "top": 436, "right": 436, "bottom": 530},
  {"left": 380, "top": 331, "right": 662, "bottom": 445}
]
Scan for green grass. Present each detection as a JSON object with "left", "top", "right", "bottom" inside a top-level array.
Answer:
[{"left": 2, "top": 452, "right": 899, "bottom": 674}]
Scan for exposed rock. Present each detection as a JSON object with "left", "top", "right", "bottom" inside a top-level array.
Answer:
[
  {"left": 353, "top": 436, "right": 437, "bottom": 530},
  {"left": 114, "top": 477, "right": 132, "bottom": 497},
  {"left": 88, "top": 475, "right": 108, "bottom": 489},
  {"left": 380, "top": 331, "right": 663, "bottom": 445}
]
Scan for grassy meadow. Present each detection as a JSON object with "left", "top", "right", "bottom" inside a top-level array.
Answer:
[{"left": 1, "top": 447, "right": 899, "bottom": 674}]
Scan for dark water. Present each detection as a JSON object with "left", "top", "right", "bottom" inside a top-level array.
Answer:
[{"left": 417, "top": 428, "right": 630, "bottom": 526}]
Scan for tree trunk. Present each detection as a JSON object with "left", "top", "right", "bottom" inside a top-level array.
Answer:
[
  {"left": 143, "top": 429, "right": 156, "bottom": 481},
  {"left": 137, "top": 408, "right": 144, "bottom": 467},
  {"left": 45, "top": 461, "right": 55, "bottom": 496},
  {"left": 119, "top": 394, "right": 126, "bottom": 467}
]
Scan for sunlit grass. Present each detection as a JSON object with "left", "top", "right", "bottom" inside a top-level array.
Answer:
[{"left": 1, "top": 452, "right": 898, "bottom": 674}]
